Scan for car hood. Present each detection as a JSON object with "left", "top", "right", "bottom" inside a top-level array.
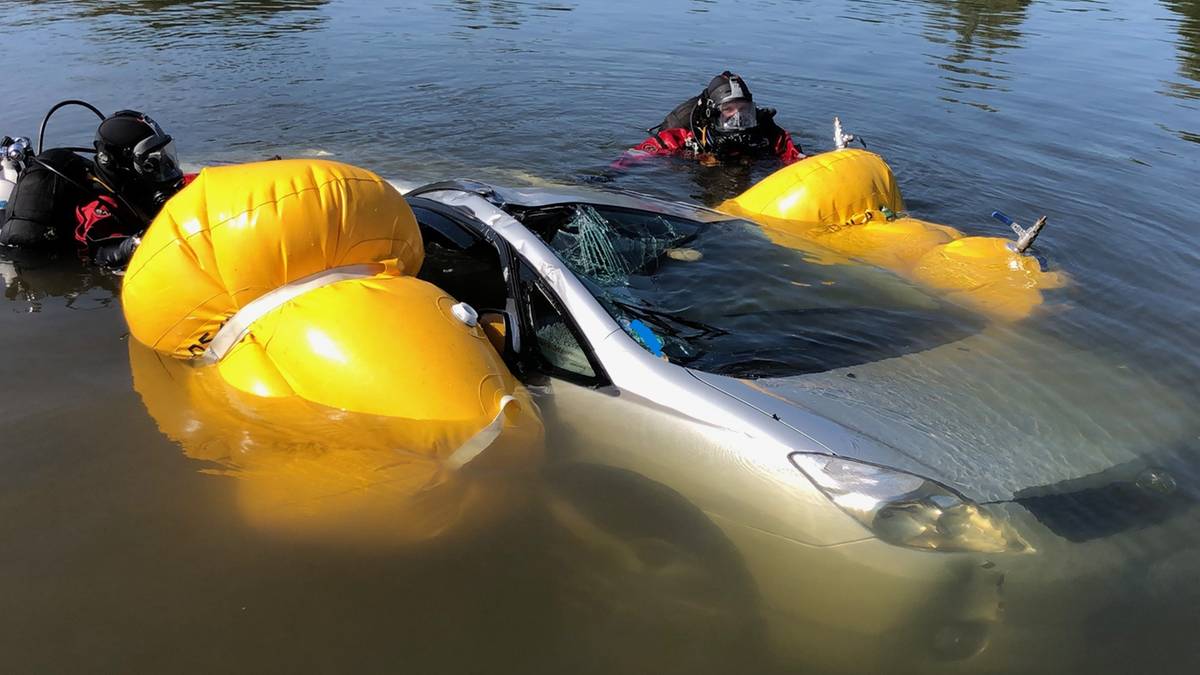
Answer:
[{"left": 691, "top": 324, "right": 1197, "bottom": 504}]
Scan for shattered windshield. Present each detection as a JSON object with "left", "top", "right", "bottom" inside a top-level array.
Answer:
[
  {"left": 547, "top": 204, "right": 695, "bottom": 285},
  {"left": 511, "top": 202, "right": 984, "bottom": 378}
]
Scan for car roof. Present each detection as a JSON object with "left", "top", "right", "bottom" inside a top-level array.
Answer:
[{"left": 404, "top": 179, "right": 739, "bottom": 224}]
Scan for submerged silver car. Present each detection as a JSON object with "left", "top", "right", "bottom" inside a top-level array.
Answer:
[{"left": 399, "top": 179, "right": 1198, "bottom": 673}]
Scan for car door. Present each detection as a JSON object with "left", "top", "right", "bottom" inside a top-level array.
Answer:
[
  {"left": 409, "top": 195, "right": 772, "bottom": 655},
  {"left": 409, "top": 199, "right": 509, "bottom": 312},
  {"left": 410, "top": 195, "right": 766, "bottom": 511},
  {"left": 505, "top": 251, "right": 771, "bottom": 666}
]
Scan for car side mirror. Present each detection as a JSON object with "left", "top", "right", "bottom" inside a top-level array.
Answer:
[{"left": 478, "top": 310, "right": 509, "bottom": 355}]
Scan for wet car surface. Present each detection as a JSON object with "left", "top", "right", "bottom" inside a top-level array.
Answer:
[{"left": 399, "top": 179, "right": 1200, "bottom": 672}]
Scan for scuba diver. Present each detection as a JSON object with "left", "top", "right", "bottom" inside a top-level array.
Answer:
[
  {"left": 1, "top": 102, "right": 187, "bottom": 268},
  {"left": 620, "top": 71, "right": 804, "bottom": 166}
]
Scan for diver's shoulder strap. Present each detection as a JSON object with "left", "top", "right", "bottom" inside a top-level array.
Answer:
[{"left": 651, "top": 91, "right": 707, "bottom": 135}]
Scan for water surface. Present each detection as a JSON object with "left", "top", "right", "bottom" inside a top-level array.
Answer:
[{"left": 2, "top": 1, "right": 1198, "bottom": 672}]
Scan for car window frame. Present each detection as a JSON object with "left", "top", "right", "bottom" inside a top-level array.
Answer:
[
  {"left": 408, "top": 194, "right": 610, "bottom": 388},
  {"left": 409, "top": 195, "right": 524, "bottom": 355},
  {"left": 514, "top": 257, "right": 611, "bottom": 389},
  {"left": 408, "top": 198, "right": 486, "bottom": 249}
]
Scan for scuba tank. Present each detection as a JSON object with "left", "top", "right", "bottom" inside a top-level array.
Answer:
[
  {"left": 0, "top": 147, "right": 92, "bottom": 247},
  {"left": 0, "top": 136, "right": 31, "bottom": 220},
  {"left": 0, "top": 100, "right": 105, "bottom": 248}
]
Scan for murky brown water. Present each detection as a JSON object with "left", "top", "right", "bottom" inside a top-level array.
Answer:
[{"left": 2, "top": 0, "right": 1199, "bottom": 672}]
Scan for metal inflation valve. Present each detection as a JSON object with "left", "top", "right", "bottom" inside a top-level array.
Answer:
[
  {"left": 451, "top": 302, "right": 479, "bottom": 327},
  {"left": 833, "top": 116, "right": 867, "bottom": 150},
  {"left": 992, "top": 211, "right": 1048, "bottom": 254}
]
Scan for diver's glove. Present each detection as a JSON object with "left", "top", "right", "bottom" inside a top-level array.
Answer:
[{"left": 92, "top": 234, "right": 141, "bottom": 269}]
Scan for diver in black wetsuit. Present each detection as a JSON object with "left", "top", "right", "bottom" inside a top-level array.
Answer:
[{"left": 1, "top": 106, "right": 186, "bottom": 268}]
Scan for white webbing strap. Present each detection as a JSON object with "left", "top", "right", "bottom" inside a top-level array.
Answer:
[
  {"left": 198, "top": 263, "right": 383, "bottom": 365},
  {"left": 445, "top": 395, "right": 518, "bottom": 470}
]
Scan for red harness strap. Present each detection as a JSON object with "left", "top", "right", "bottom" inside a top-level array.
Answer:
[{"left": 74, "top": 195, "right": 122, "bottom": 245}]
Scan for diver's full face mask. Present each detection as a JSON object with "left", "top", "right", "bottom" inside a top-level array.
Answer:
[
  {"left": 714, "top": 98, "right": 757, "bottom": 132},
  {"left": 131, "top": 135, "right": 183, "bottom": 185}
]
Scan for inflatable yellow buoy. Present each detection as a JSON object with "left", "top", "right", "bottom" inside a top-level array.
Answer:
[
  {"left": 719, "top": 149, "right": 1064, "bottom": 321},
  {"left": 722, "top": 149, "right": 905, "bottom": 226},
  {"left": 122, "top": 159, "right": 543, "bottom": 546},
  {"left": 123, "top": 159, "right": 426, "bottom": 359}
]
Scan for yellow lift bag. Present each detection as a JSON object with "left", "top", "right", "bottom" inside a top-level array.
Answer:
[
  {"left": 122, "top": 159, "right": 543, "bottom": 546},
  {"left": 720, "top": 149, "right": 1065, "bottom": 321},
  {"left": 123, "top": 159, "right": 425, "bottom": 359}
]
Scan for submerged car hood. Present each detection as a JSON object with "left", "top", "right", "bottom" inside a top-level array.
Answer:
[{"left": 692, "top": 325, "right": 1197, "bottom": 504}]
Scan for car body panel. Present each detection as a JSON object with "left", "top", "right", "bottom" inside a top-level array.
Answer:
[
  {"left": 402, "top": 178, "right": 1199, "bottom": 671},
  {"left": 409, "top": 180, "right": 1195, "bottom": 505},
  {"left": 725, "top": 327, "right": 1195, "bottom": 503},
  {"left": 410, "top": 187, "right": 880, "bottom": 546}
]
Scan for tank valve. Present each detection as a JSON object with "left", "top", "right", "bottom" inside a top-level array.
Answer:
[
  {"left": 2, "top": 136, "right": 31, "bottom": 163},
  {"left": 992, "top": 211, "right": 1047, "bottom": 254},
  {"left": 834, "top": 116, "right": 854, "bottom": 150}
]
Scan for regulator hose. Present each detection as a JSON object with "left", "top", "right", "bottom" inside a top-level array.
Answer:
[{"left": 37, "top": 99, "right": 105, "bottom": 155}]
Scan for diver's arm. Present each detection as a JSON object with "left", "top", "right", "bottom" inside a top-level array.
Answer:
[
  {"left": 611, "top": 129, "right": 695, "bottom": 170},
  {"left": 91, "top": 234, "right": 140, "bottom": 269},
  {"left": 756, "top": 108, "right": 805, "bottom": 164},
  {"left": 73, "top": 196, "right": 143, "bottom": 268},
  {"left": 774, "top": 130, "right": 804, "bottom": 164}
]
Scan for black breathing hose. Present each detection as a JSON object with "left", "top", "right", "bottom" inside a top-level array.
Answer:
[
  {"left": 37, "top": 99, "right": 105, "bottom": 155},
  {"left": 31, "top": 98, "right": 155, "bottom": 226}
]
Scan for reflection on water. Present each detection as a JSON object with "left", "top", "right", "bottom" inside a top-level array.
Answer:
[
  {"left": 72, "top": 0, "right": 329, "bottom": 36},
  {"left": 921, "top": 0, "right": 1033, "bottom": 111},
  {"left": 1164, "top": 0, "right": 1200, "bottom": 79},
  {"left": 127, "top": 341, "right": 542, "bottom": 548},
  {"left": 10, "top": 0, "right": 329, "bottom": 45},
  {"left": 441, "top": 0, "right": 576, "bottom": 36},
  {"left": 0, "top": 250, "right": 118, "bottom": 312},
  {"left": 120, "top": 340, "right": 769, "bottom": 674},
  {"left": 1162, "top": 0, "right": 1200, "bottom": 102}
]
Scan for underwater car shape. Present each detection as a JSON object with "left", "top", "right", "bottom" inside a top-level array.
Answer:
[{"left": 398, "top": 178, "right": 1198, "bottom": 672}]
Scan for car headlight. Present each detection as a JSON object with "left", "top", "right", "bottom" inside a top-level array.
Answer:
[{"left": 790, "top": 453, "right": 1028, "bottom": 553}]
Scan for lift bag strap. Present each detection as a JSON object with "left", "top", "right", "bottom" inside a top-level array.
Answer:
[{"left": 196, "top": 262, "right": 390, "bottom": 365}]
